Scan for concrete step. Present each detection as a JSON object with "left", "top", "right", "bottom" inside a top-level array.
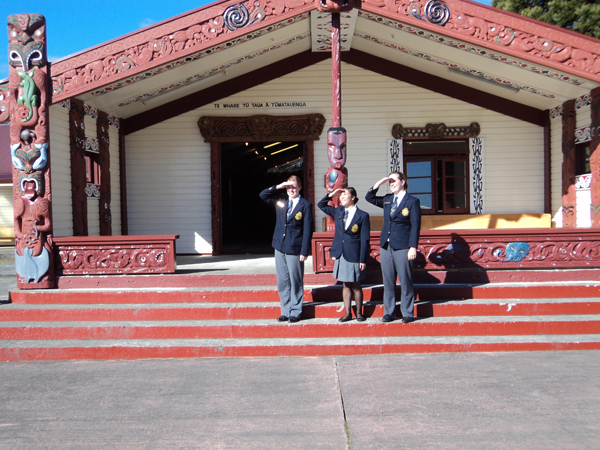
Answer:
[
  {"left": 1, "top": 315, "right": 599, "bottom": 340},
  {"left": 10, "top": 282, "right": 600, "bottom": 304},
  {"left": 1, "top": 298, "right": 599, "bottom": 321},
  {"left": 2, "top": 334, "right": 600, "bottom": 360}
]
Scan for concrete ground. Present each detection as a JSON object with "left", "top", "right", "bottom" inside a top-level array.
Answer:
[{"left": 0, "top": 351, "right": 598, "bottom": 449}]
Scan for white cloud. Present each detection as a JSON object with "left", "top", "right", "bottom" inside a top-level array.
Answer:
[{"left": 139, "top": 18, "right": 156, "bottom": 29}]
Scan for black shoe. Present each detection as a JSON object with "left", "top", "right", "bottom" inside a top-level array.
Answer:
[
  {"left": 277, "top": 316, "right": 289, "bottom": 322},
  {"left": 289, "top": 316, "right": 300, "bottom": 323},
  {"left": 382, "top": 315, "right": 395, "bottom": 323},
  {"left": 356, "top": 315, "right": 366, "bottom": 322},
  {"left": 338, "top": 314, "right": 352, "bottom": 323},
  {"left": 401, "top": 317, "right": 415, "bottom": 323}
]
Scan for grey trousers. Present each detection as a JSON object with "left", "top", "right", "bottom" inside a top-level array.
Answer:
[
  {"left": 379, "top": 245, "right": 415, "bottom": 318},
  {"left": 274, "top": 249, "right": 305, "bottom": 319}
]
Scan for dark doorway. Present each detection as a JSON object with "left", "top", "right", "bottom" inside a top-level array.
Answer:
[{"left": 221, "top": 141, "right": 305, "bottom": 253}]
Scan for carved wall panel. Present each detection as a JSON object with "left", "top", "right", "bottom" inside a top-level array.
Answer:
[
  {"left": 392, "top": 122, "right": 480, "bottom": 140},
  {"left": 54, "top": 235, "right": 178, "bottom": 275},
  {"left": 312, "top": 228, "right": 600, "bottom": 273},
  {"left": 69, "top": 98, "right": 88, "bottom": 235},
  {"left": 561, "top": 100, "right": 576, "bottom": 228},
  {"left": 198, "top": 114, "right": 326, "bottom": 142},
  {"left": 8, "top": 14, "right": 55, "bottom": 289},
  {"left": 97, "top": 111, "right": 112, "bottom": 235},
  {"left": 591, "top": 87, "right": 600, "bottom": 227}
]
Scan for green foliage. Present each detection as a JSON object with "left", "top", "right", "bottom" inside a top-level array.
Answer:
[{"left": 491, "top": 0, "right": 600, "bottom": 39}]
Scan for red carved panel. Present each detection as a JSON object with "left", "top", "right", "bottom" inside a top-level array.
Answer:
[
  {"left": 361, "top": 0, "right": 600, "bottom": 83},
  {"left": 312, "top": 228, "right": 600, "bottom": 273},
  {"left": 54, "top": 235, "right": 178, "bottom": 275},
  {"left": 591, "top": 87, "right": 600, "bottom": 227},
  {"left": 198, "top": 114, "right": 326, "bottom": 142},
  {"left": 50, "top": 1, "right": 315, "bottom": 102},
  {"left": 97, "top": 111, "right": 112, "bottom": 235},
  {"left": 562, "top": 100, "right": 576, "bottom": 228},
  {"left": 69, "top": 98, "right": 88, "bottom": 235}
]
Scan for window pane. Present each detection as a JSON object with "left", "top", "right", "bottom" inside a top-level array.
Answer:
[
  {"left": 406, "top": 141, "right": 468, "bottom": 152},
  {"left": 445, "top": 160, "right": 466, "bottom": 176},
  {"left": 445, "top": 193, "right": 467, "bottom": 209},
  {"left": 413, "top": 194, "right": 432, "bottom": 210},
  {"left": 408, "top": 177, "right": 432, "bottom": 193},
  {"left": 445, "top": 177, "right": 466, "bottom": 192},
  {"left": 406, "top": 161, "right": 431, "bottom": 177}
]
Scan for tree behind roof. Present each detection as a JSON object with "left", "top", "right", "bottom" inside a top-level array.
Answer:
[{"left": 492, "top": 0, "right": 600, "bottom": 39}]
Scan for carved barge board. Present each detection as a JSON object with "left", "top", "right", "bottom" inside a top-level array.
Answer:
[
  {"left": 54, "top": 235, "right": 179, "bottom": 275},
  {"left": 312, "top": 228, "right": 600, "bottom": 272}
]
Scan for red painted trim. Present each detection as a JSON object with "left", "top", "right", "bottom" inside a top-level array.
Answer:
[
  {"left": 543, "top": 110, "right": 551, "bottom": 214},
  {"left": 118, "top": 126, "right": 128, "bottom": 235},
  {"left": 342, "top": 49, "right": 544, "bottom": 126},
  {"left": 122, "top": 51, "right": 330, "bottom": 135}
]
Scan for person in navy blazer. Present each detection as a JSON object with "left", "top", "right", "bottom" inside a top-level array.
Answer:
[
  {"left": 260, "top": 175, "right": 313, "bottom": 322},
  {"left": 365, "top": 172, "right": 421, "bottom": 323},
  {"left": 318, "top": 187, "right": 370, "bottom": 322}
]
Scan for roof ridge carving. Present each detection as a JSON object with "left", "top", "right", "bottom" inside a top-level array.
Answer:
[{"left": 48, "top": 0, "right": 600, "bottom": 104}]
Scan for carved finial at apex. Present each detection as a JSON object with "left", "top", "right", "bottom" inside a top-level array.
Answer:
[{"left": 315, "top": 0, "right": 355, "bottom": 13}]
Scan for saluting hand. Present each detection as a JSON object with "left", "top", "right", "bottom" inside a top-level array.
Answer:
[
  {"left": 329, "top": 188, "right": 342, "bottom": 198},
  {"left": 276, "top": 181, "right": 295, "bottom": 190},
  {"left": 373, "top": 176, "right": 391, "bottom": 189}
]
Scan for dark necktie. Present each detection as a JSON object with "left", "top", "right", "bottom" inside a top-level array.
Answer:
[
  {"left": 390, "top": 196, "right": 399, "bottom": 217},
  {"left": 287, "top": 200, "right": 293, "bottom": 219},
  {"left": 343, "top": 208, "right": 348, "bottom": 228}
]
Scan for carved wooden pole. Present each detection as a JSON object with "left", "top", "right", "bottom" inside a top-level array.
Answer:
[
  {"left": 316, "top": 0, "right": 354, "bottom": 231},
  {"left": 561, "top": 100, "right": 576, "bottom": 228},
  {"left": 8, "top": 14, "right": 55, "bottom": 289},
  {"left": 591, "top": 88, "right": 600, "bottom": 227}
]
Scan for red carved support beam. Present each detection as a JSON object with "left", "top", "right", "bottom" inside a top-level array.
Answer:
[
  {"left": 591, "top": 87, "right": 600, "bottom": 227},
  {"left": 561, "top": 100, "right": 576, "bottom": 228},
  {"left": 331, "top": 12, "right": 341, "bottom": 128},
  {"left": 97, "top": 111, "right": 112, "bottom": 235},
  {"left": 8, "top": 14, "right": 55, "bottom": 289},
  {"left": 69, "top": 98, "right": 88, "bottom": 235},
  {"left": 210, "top": 142, "right": 222, "bottom": 256}
]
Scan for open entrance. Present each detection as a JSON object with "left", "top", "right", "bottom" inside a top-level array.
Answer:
[{"left": 221, "top": 141, "right": 305, "bottom": 254}]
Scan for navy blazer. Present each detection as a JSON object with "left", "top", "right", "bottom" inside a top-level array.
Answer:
[
  {"left": 365, "top": 187, "right": 421, "bottom": 250},
  {"left": 318, "top": 195, "right": 370, "bottom": 264},
  {"left": 259, "top": 186, "right": 314, "bottom": 256}
]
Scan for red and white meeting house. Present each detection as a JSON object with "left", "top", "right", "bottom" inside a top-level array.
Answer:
[{"left": 1, "top": 0, "right": 599, "bottom": 359}]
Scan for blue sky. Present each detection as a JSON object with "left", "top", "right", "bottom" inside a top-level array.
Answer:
[{"left": 1, "top": 0, "right": 493, "bottom": 81}]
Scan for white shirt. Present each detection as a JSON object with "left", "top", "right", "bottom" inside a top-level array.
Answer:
[{"left": 344, "top": 205, "right": 357, "bottom": 230}]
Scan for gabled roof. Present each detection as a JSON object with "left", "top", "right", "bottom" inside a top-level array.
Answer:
[{"left": 47, "top": 0, "right": 600, "bottom": 124}]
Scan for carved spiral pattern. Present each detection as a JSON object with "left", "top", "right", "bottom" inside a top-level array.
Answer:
[
  {"left": 224, "top": 4, "right": 250, "bottom": 31},
  {"left": 425, "top": 0, "right": 450, "bottom": 27}
]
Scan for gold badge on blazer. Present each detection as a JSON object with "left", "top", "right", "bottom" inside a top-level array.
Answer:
[
  {"left": 295, "top": 212, "right": 303, "bottom": 220},
  {"left": 402, "top": 207, "right": 409, "bottom": 216},
  {"left": 351, "top": 224, "right": 359, "bottom": 233}
]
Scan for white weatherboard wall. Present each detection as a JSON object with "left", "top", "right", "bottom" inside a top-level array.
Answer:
[
  {"left": 126, "top": 61, "right": 545, "bottom": 254},
  {"left": 550, "top": 114, "right": 563, "bottom": 227},
  {"left": 0, "top": 185, "right": 13, "bottom": 227},
  {"left": 49, "top": 104, "right": 73, "bottom": 237}
]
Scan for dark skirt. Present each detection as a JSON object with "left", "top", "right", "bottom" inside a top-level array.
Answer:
[{"left": 333, "top": 254, "right": 364, "bottom": 283}]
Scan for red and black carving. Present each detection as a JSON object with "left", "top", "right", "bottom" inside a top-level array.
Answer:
[
  {"left": 97, "top": 111, "right": 112, "bottom": 235},
  {"left": 8, "top": 14, "right": 55, "bottom": 289},
  {"left": 69, "top": 98, "right": 88, "bottom": 236},
  {"left": 562, "top": 100, "right": 576, "bottom": 228}
]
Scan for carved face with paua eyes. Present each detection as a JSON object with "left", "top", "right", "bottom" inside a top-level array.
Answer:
[
  {"left": 8, "top": 14, "right": 46, "bottom": 71},
  {"left": 315, "top": 0, "right": 355, "bottom": 13},
  {"left": 327, "top": 127, "right": 347, "bottom": 170}
]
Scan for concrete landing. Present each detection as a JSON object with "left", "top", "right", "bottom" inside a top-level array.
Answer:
[{"left": 0, "top": 351, "right": 598, "bottom": 449}]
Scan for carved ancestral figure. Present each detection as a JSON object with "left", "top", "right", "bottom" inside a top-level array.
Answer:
[
  {"left": 324, "top": 127, "right": 348, "bottom": 231},
  {"left": 8, "top": 14, "right": 53, "bottom": 288}
]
